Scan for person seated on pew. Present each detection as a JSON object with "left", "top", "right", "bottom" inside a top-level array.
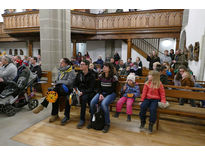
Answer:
[
  {"left": 139, "top": 70, "right": 166, "bottom": 133},
  {"left": 89, "top": 63, "right": 98, "bottom": 79},
  {"left": 179, "top": 71, "right": 196, "bottom": 107},
  {"left": 67, "top": 60, "right": 96, "bottom": 128},
  {"left": 158, "top": 65, "right": 168, "bottom": 85},
  {"left": 32, "top": 58, "right": 76, "bottom": 123},
  {"left": 87, "top": 63, "right": 118, "bottom": 133},
  {"left": 117, "top": 60, "right": 125, "bottom": 72},
  {"left": 120, "top": 65, "right": 131, "bottom": 76},
  {"left": 130, "top": 57, "right": 143, "bottom": 76},
  {"left": 162, "top": 62, "right": 174, "bottom": 78},
  {"left": 0, "top": 56, "right": 17, "bottom": 94},
  {"left": 114, "top": 73, "right": 140, "bottom": 121},
  {"left": 125, "top": 57, "right": 133, "bottom": 68}
]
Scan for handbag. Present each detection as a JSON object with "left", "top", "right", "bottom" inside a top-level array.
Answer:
[{"left": 158, "top": 101, "right": 170, "bottom": 109}]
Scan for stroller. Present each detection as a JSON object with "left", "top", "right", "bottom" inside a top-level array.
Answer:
[{"left": 0, "top": 65, "right": 39, "bottom": 116}]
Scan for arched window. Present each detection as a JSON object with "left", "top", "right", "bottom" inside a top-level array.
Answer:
[
  {"left": 14, "top": 49, "right": 18, "bottom": 56},
  {"left": 9, "top": 49, "right": 12, "bottom": 55},
  {"left": 20, "top": 49, "right": 24, "bottom": 55}
]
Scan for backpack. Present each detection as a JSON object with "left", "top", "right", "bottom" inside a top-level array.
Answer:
[{"left": 91, "top": 104, "right": 105, "bottom": 130}]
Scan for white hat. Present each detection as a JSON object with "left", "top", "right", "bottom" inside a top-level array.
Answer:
[{"left": 127, "top": 73, "right": 135, "bottom": 83}]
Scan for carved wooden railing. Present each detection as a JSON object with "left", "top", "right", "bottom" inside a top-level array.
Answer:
[
  {"left": 2, "top": 10, "right": 40, "bottom": 33},
  {"left": 71, "top": 9, "right": 184, "bottom": 34},
  {"left": 1, "top": 9, "right": 183, "bottom": 35}
]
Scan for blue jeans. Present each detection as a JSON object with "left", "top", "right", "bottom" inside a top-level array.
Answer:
[
  {"left": 139, "top": 99, "right": 159, "bottom": 124},
  {"left": 90, "top": 92, "right": 116, "bottom": 125}
]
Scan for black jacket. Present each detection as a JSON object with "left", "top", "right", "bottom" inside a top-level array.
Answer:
[
  {"left": 30, "top": 64, "right": 42, "bottom": 79},
  {"left": 147, "top": 55, "right": 160, "bottom": 70},
  {"left": 74, "top": 69, "right": 96, "bottom": 95}
]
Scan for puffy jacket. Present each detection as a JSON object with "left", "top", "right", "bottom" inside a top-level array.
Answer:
[
  {"left": 0, "top": 63, "right": 17, "bottom": 82},
  {"left": 121, "top": 83, "right": 140, "bottom": 99},
  {"left": 141, "top": 81, "right": 166, "bottom": 103},
  {"left": 55, "top": 65, "right": 76, "bottom": 89}
]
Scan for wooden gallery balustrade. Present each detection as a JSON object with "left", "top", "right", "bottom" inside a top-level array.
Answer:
[
  {"left": 2, "top": 10, "right": 40, "bottom": 34},
  {"left": 1, "top": 9, "right": 183, "bottom": 40}
]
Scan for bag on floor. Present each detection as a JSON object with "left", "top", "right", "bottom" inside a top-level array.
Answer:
[{"left": 91, "top": 105, "right": 105, "bottom": 130}]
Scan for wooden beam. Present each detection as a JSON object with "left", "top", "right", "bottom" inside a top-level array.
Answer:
[
  {"left": 127, "top": 38, "right": 132, "bottom": 60},
  {"left": 28, "top": 40, "right": 33, "bottom": 57},
  {"left": 72, "top": 40, "right": 77, "bottom": 58},
  {"left": 176, "top": 37, "right": 180, "bottom": 50}
]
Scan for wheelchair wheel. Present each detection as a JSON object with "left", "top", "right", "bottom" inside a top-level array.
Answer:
[
  {"left": 28, "top": 99, "right": 39, "bottom": 110},
  {"left": 4, "top": 104, "right": 16, "bottom": 117}
]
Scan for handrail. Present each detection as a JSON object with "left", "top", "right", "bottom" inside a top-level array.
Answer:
[{"left": 141, "top": 39, "right": 164, "bottom": 55}]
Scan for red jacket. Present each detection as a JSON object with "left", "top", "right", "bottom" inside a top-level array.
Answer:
[{"left": 141, "top": 81, "right": 166, "bottom": 103}]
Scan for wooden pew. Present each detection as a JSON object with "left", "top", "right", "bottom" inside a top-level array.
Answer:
[
  {"left": 110, "top": 81, "right": 205, "bottom": 131},
  {"left": 38, "top": 71, "right": 52, "bottom": 96}
]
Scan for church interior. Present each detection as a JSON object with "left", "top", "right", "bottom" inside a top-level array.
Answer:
[{"left": 0, "top": 1, "right": 205, "bottom": 151}]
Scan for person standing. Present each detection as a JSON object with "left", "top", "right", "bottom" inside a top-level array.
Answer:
[{"left": 147, "top": 51, "right": 160, "bottom": 70}]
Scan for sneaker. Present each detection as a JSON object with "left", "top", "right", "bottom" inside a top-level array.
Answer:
[
  {"left": 32, "top": 104, "right": 44, "bottom": 114},
  {"left": 61, "top": 116, "right": 70, "bottom": 125},
  {"left": 49, "top": 115, "right": 59, "bottom": 123},
  {"left": 113, "top": 112, "right": 120, "bottom": 118},
  {"left": 127, "top": 115, "right": 131, "bottom": 122},
  {"left": 148, "top": 123, "right": 154, "bottom": 133},
  {"left": 87, "top": 122, "right": 92, "bottom": 129},
  {"left": 77, "top": 120, "right": 85, "bottom": 129},
  {"left": 102, "top": 125, "right": 110, "bottom": 133}
]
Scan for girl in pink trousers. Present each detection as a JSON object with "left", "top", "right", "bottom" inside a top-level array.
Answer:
[{"left": 114, "top": 73, "right": 140, "bottom": 121}]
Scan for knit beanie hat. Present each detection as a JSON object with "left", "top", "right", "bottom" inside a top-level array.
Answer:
[{"left": 127, "top": 73, "right": 135, "bottom": 83}]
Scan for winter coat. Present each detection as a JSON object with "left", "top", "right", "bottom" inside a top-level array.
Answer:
[
  {"left": 55, "top": 65, "right": 76, "bottom": 89},
  {"left": 181, "top": 77, "right": 194, "bottom": 87},
  {"left": 121, "top": 83, "right": 140, "bottom": 99},
  {"left": 141, "top": 81, "right": 166, "bottom": 103},
  {"left": 30, "top": 64, "right": 42, "bottom": 79},
  {"left": 147, "top": 55, "right": 160, "bottom": 70},
  {"left": 74, "top": 69, "right": 96, "bottom": 95},
  {"left": 0, "top": 63, "right": 17, "bottom": 82},
  {"left": 160, "top": 55, "right": 172, "bottom": 65}
]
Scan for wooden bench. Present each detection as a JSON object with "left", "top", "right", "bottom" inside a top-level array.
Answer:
[
  {"left": 110, "top": 81, "right": 205, "bottom": 130},
  {"left": 38, "top": 71, "right": 52, "bottom": 97}
]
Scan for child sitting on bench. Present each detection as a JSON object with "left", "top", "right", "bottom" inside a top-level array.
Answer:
[{"left": 114, "top": 73, "right": 140, "bottom": 121}]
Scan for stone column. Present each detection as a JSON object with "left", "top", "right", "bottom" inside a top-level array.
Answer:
[
  {"left": 105, "top": 40, "right": 115, "bottom": 61},
  {"left": 40, "top": 9, "right": 71, "bottom": 80}
]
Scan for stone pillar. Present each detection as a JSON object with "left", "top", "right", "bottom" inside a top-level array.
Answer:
[
  {"left": 127, "top": 38, "right": 132, "bottom": 60},
  {"left": 27, "top": 40, "right": 33, "bottom": 57},
  {"left": 105, "top": 40, "right": 115, "bottom": 61},
  {"left": 40, "top": 9, "right": 71, "bottom": 80}
]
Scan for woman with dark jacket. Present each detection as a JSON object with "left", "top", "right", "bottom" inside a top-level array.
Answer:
[
  {"left": 147, "top": 51, "right": 160, "bottom": 70},
  {"left": 87, "top": 63, "right": 118, "bottom": 133}
]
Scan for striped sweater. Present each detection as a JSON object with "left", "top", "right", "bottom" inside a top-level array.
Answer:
[{"left": 97, "top": 74, "right": 118, "bottom": 96}]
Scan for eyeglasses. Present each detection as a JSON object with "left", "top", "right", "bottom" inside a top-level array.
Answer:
[{"left": 80, "top": 63, "right": 86, "bottom": 65}]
